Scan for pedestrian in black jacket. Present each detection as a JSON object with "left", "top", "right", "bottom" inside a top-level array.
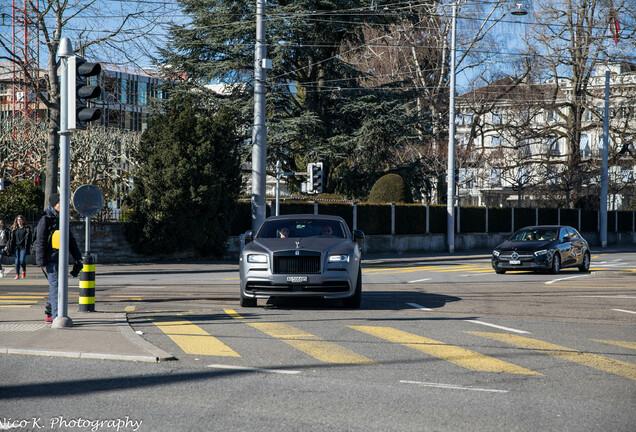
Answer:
[
  {"left": 7, "top": 215, "right": 33, "bottom": 279},
  {"left": 35, "top": 194, "right": 83, "bottom": 322}
]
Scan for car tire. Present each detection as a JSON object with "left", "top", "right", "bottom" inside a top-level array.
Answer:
[
  {"left": 495, "top": 269, "right": 506, "bottom": 274},
  {"left": 343, "top": 268, "right": 362, "bottom": 309},
  {"left": 578, "top": 252, "right": 591, "bottom": 272},
  {"left": 550, "top": 252, "right": 561, "bottom": 274},
  {"left": 240, "top": 292, "right": 257, "bottom": 308}
]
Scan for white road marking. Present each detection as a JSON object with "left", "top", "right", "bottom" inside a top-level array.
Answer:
[
  {"left": 612, "top": 309, "right": 636, "bottom": 315},
  {"left": 464, "top": 320, "right": 530, "bottom": 334},
  {"left": 407, "top": 278, "right": 431, "bottom": 284},
  {"left": 406, "top": 303, "right": 433, "bottom": 311},
  {"left": 576, "top": 295, "right": 636, "bottom": 299},
  {"left": 545, "top": 274, "right": 591, "bottom": 284},
  {"left": 400, "top": 380, "right": 509, "bottom": 393},
  {"left": 207, "top": 364, "right": 301, "bottom": 375}
]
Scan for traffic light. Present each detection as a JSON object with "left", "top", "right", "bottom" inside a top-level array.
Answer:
[
  {"left": 307, "top": 162, "right": 323, "bottom": 194},
  {"left": 68, "top": 56, "right": 102, "bottom": 129}
]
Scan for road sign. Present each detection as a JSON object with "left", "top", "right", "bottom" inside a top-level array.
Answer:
[{"left": 72, "top": 184, "right": 104, "bottom": 218}]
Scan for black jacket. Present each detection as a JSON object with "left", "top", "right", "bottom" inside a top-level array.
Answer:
[
  {"left": 35, "top": 207, "right": 82, "bottom": 267},
  {"left": 7, "top": 226, "right": 33, "bottom": 255}
]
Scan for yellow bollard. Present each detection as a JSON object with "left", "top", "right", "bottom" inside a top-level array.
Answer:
[{"left": 79, "top": 255, "right": 95, "bottom": 312}]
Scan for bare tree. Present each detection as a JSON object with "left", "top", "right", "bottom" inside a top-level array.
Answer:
[
  {"left": 518, "top": 0, "right": 636, "bottom": 208},
  {"left": 0, "top": 0, "right": 177, "bottom": 205}
]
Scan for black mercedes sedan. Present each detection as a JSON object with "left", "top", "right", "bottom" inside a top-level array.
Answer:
[{"left": 492, "top": 225, "right": 590, "bottom": 274}]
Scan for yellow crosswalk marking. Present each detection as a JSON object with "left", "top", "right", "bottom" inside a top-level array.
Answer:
[
  {"left": 350, "top": 326, "right": 539, "bottom": 375},
  {"left": 225, "top": 309, "right": 376, "bottom": 365},
  {"left": 593, "top": 340, "right": 636, "bottom": 350},
  {"left": 150, "top": 318, "right": 240, "bottom": 357},
  {"left": 469, "top": 332, "right": 636, "bottom": 381}
]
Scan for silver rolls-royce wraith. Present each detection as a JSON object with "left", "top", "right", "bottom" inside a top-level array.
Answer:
[{"left": 239, "top": 214, "right": 365, "bottom": 308}]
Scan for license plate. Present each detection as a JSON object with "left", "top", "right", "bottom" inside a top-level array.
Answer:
[
  {"left": 287, "top": 276, "right": 308, "bottom": 283},
  {"left": 509, "top": 260, "right": 521, "bottom": 265}
]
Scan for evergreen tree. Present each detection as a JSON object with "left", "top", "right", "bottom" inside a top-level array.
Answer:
[
  {"left": 160, "top": 0, "right": 418, "bottom": 198},
  {"left": 129, "top": 93, "right": 242, "bottom": 256}
]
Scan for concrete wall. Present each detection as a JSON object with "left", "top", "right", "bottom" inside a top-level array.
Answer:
[{"left": 14, "top": 222, "right": 634, "bottom": 265}]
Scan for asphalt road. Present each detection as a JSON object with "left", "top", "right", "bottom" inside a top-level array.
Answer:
[{"left": 2, "top": 249, "right": 635, "bottom": 431}]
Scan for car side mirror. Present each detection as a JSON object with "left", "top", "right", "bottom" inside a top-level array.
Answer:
[
  {"left": 353, "top": 230, "right": 365, "bottom": 241},
  {"left": 244, "top": 230, "right": 253, "bottom": 244}
]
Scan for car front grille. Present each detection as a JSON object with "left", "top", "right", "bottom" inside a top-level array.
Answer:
[
  {"left": 498, "top": 252, "right": 534, "bottom": 261},
  {"left": 273, "top": 254, "right": 321, "bottom": 274}
]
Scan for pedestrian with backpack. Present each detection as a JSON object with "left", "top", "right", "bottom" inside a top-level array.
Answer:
[
  {"left": 35, "top": 194, "right": 83, "bottom": 323},
  {"left": 7, "top": 215, "right": 33, "bottom": 279}
]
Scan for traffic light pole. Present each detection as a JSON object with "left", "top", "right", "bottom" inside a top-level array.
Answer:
[{"left": 53, "top": 37, "right": 74, "bottom": 328}]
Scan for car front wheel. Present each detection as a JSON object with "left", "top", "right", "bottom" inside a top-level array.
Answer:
[
  {"left": 578, "top": 252, "right": 591, "bottom": 272},
  {"left": 495, "top": 268, "right": 506, "bottom": 274},
  {"left": 342, "top": 268, "right": 362, "bottom": 309},
  {"left": 240, "top": 291, "right": 257, "bottom": 307},
  {"left": 550, "top": 252, "right": 561, "bottom": 274}
]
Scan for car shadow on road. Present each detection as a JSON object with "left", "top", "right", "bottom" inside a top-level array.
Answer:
[{"left": 263, "top": 291, "right": 461, "bottom": 311}]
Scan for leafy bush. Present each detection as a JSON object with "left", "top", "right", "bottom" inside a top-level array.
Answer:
[
  {"left": 0, "top": 180, "right": 44, "bottom": 223},
  {"left": 368, "top": 174, "right": 407, "bottom": 203}
]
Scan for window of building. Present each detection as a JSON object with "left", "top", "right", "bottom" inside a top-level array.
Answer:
[
  {"left": 492, "top": 112, "right": 502, "bottom": 125},
  {"left": 549, "top": 137, "right": 561, "bottom": 156},
  {"left": 120, "top": 78, "right": 128, "bottom": 104},
  {"left": 490, "top": 168, "right": 502, "bottom": 186},
  {"left": 138, "top": 82, "right": 147, "bottom": 105},
  {"left": 491, "top": 135, "right": 501, "bottom": 148},
  {"left": 518, "top": 139, "right": 531, "bottom": 156},
  {"left": 580, "top": 134, "right": 591, "bottom": 158}
]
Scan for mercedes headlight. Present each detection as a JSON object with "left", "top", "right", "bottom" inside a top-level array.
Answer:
[
  {"left": 534, "top": 249, "right": 548, "bottom": 257},
  {"left": 493, "top": 250, "right": 500, "bottom": 257}
]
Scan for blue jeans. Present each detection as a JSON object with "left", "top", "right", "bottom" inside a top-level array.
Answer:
[
  {"left": 14, "top": 248, "right": 27, "bottom": 275},
  {"left": 46, "top": 262, "right": 59, "bottom": 319}
]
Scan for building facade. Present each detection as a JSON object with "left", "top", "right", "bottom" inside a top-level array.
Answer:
[{"left": 454, "top": 63, "right": 636, "bottom": 210}]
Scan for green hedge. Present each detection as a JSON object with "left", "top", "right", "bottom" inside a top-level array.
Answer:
[
  {"left": 228, "top": 200, "right": 633, "bottom": 236},
  {"left": 395, "top": 205, "right": 428, "bottom": 234},
  {"left": 513, "top": 208, "right": 536, "bottom": 231},
  {"left": 488, "top": 207, "right": 512, "bottom": 232},
  {"left": 459, "top": 206, "right": 486, "bottom": 233},
  {"left": 357, "top": 203, "right": 392, "bottom": 235}
]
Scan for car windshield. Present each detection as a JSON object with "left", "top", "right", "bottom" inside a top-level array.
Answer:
[
  {"left": 258, "top": 219, "right": 346, "bottom": 239},
  {"left": 510, "top": 228, "right": 557, "bottom": 242}
]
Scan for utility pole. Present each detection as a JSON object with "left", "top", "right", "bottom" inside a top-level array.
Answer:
[
  {"left": 600, "top": 70, "right": 610, "bottom": 248},
  {"left": 251, "top": 0, "right": 268, "bottom": 232},
  {"left": 446, "top": 3, "right": 457, "bottom": 254}
]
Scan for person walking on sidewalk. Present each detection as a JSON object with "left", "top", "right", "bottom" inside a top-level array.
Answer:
[
  {"left": 35, "top": 194, "right": 82, "bottom": 323},
  {"left": 0, "top": 219, "right": 9, "bottom": 277},
  {"left": 7, "top": 215, "right": 33, "bottom": 279}
]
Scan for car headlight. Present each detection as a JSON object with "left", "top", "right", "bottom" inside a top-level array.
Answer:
[
  {"left": 493, "top": 250, "right": 500, "bottom": 257},
  {"left": 247, "top": 254, "right": 268, "bottom": 263},
  {"left": 534, "top": 249, "right": 549, "bottom": 257},
  {"left": 329, "top": 254, "right": 350, "bottom": 263}
]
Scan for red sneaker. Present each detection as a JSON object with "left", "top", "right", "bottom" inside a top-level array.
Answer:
[
  {"left": 45, "top": 316, "right": 53, "bottom": 323},
  {"left": 14, "top": 274, "right": 19, "bottom": 279},
  {"left": 21, "top": 271, "right": 26, "bottom": 278}
]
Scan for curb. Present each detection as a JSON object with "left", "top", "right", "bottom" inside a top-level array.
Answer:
[
  {"left": 1, "top": 347, "right": 159, "bottom": 363},
  {"left": 116, "top": 313, "right": 176, "bottom": 362}
]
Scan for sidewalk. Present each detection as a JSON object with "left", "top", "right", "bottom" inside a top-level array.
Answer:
[{"left": 0, "top": 301, "right": 174, "bottom": 363}]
